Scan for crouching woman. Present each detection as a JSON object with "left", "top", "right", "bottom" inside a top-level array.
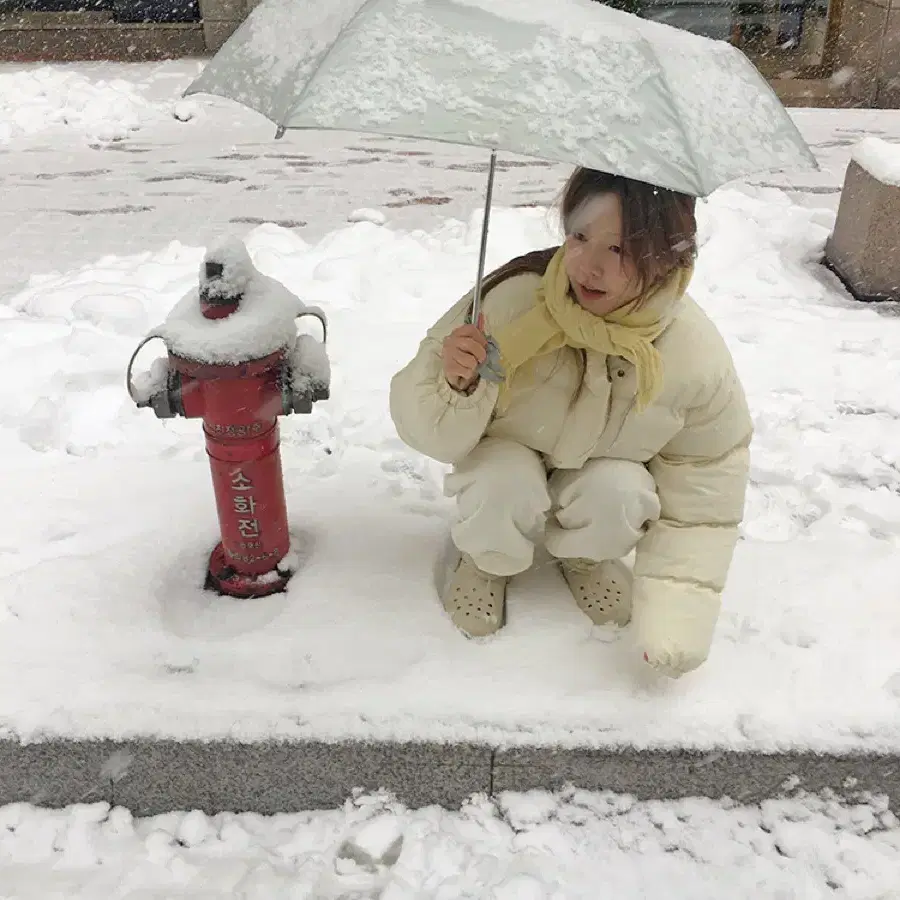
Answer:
[{"left": 389, "top": 168, "right": 753, "bottom": 678}]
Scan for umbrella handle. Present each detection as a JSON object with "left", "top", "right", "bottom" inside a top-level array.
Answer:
[{"left": 468, "top": 148, "right": 497, "bottom": 328}]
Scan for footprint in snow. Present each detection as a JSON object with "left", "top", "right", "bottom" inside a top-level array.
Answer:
[
  {"left": 314, "top": 813, "right": 405, "bottom": 898},
  {"left": 380, "top": 453, "right": 441, "bottom": 505}
]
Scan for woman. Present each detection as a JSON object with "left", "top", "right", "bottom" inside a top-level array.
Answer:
[{"left": 389, "top": 168, "right": 753, "bottom": 678}]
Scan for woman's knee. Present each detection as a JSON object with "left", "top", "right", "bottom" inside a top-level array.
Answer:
[
  {"left": 445, "top": 438, "right": 549, "bottom": 508},
  {"left": 552, "top": 458, "right": 661, "bottom": 526}
]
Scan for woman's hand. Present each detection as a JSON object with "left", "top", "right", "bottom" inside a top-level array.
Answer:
[{"left": 442, "top": 324, "right": 488, "bottom": 393}]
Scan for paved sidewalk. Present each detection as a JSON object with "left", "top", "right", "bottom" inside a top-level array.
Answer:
[{"left": 3, "top": 64, "right": 900, "bottom": 816}]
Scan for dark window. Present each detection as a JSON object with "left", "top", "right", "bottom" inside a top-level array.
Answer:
[
  {"left": 593, "top": 0, "right": 837, "bottom": 74},
  {"left": 0, "top": 0, "right": 200, "bottom": 22}
]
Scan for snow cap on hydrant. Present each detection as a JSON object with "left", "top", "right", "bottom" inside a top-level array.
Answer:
[
  {"left": 199, "top": 237, "right": 254, "bottom": 320},
  {"left": 149, "top": 236, "right": 330, "bottom": 370},
  {"left": 126, "top": 235, "right": 330, "bottom": 600}
]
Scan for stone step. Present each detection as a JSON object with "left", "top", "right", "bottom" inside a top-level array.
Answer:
[
  {"left": 0, "top": 21, "right": 204, "bottom": 61},
  {"left": 2, "top": 737, "right": 898, "bottom": 816},
  {"left": 0, "top": 10, "right": 115, "bottom": 29}
]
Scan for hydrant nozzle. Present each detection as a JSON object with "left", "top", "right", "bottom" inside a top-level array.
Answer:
[{"left": 200, "top": 259, "right": 241, "bottom": 320}]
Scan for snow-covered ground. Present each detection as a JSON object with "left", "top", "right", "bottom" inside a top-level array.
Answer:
[
  {"left": 0, "top": 63, "right": 199, "bottom": 144},
  {"left": 2, "top": 789, "right": 899, "bottom": 898},
  {"left": 0, "top": 61, "right": 896, "bottom": 302},
  {"left": 0, "top": 64, "right": 899, "bottom": 754}
]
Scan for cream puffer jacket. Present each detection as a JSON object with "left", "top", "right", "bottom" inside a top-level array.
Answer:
[{"left": 389, "top": 271, "right": 753, "bottom": 666}]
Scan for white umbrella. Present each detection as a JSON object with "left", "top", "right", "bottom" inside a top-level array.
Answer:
[{"left": 185, "top": 0, "right": 817, "bottom": 368}]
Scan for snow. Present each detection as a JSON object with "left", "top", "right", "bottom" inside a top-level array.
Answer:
[
  {"left": 331, "top": 812, "right": 405, "bottom": 893},
  {"left": 130, "top": 355, "right": 170, "bottom": 406},
  {"left": 348, "top": 207, "right": 388, "bottom": 225},
  {"left": 157, "top": 236, "right": 322, "bottom": 364},
  {"left": 851, "top": 136, "right": 900, "bottom": 186},
  {"left": 217, "top": 0, "right": 370, "bottom": 124},
  {"left": 200, "top": 236, "right": 256, "bottom": 302},
  {"left": 290, "top": 332, "right": 331, "bottom": 395},
  {"left": 339, "top": 812, "right": 404, "bottom": 865},
  {"left": 1, "top": 62, "right": 900, "bottom": 755},
  {"left": 3, "top": 182, "right": 900, "bottom": 751},
  {"left": 1, "top": 789, "right": 899, "bottom": 896},
  {"left": 0, "top": 65, "right": 196, "bottom": 143}
]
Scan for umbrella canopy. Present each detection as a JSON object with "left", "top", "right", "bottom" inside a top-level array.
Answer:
[{"left": 184, "top": 0, "right": 817, "bottom": 197}]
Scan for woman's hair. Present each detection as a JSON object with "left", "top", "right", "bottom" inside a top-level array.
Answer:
[{"left": 558, "top": 168, "right": 697, "bottom": 290}]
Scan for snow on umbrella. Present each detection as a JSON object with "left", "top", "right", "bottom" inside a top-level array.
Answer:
[{"left": 184, "top": 0, "right": 817, "bottom": 373}]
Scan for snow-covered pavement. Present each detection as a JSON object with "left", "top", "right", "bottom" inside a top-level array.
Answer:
[
  {"left": 0, "top": 64, "right": 899, "bottom": 754},
  {"left": 2, "top": 789, "right": 900, "bottom": 898},
  {"left": 3, "top": 53, "right": 900, "bottom": 900},
  {"left": 1, "top": 61, "right": 898, "bottom": 302}
]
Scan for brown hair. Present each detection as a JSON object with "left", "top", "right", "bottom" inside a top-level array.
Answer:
[{"left": 558, "top": 168, "right": 697, "bottom": 290}]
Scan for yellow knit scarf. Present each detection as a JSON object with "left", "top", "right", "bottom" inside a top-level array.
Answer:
[{"left": 492, "top": 246, "right": 693, "bottom": 411}]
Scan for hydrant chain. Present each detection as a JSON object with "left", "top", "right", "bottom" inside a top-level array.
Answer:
[
  {"left": 125, "top": 334, "right": 167, "bottom": 404},
  {"left": 296, "top": 309, "right": 328, "bottom": 345}
]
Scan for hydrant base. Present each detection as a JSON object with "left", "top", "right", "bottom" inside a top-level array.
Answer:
[{"left": 205, "top": 543, "right": 291, "bottom": 599}]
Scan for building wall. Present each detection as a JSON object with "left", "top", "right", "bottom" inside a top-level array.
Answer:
[
  {"left": 834, "top": 0, "right": 900, "bottom": 106},
  {"left": 0, "top": 0, "right": 897, "bottom": 108}
]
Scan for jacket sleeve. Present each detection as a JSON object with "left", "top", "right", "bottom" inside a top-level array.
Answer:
[
  {"left": 632, "top": 364, "right": 753, "bottom": 677},
  {"left": 389, "top": 292, "right": 500, "bottom": 465}
]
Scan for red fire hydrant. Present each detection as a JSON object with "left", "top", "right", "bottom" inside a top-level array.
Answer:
[{"left": 126, "top": 238, "right": 329, "bottom": 599}]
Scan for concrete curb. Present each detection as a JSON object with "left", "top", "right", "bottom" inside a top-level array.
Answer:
[{"left": 2, "top": 739, "right": 898, "bottom": 815}]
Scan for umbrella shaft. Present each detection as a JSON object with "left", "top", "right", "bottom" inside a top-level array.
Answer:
[{"left": 471, "top": 149, "right": 497, "bottom": 326}]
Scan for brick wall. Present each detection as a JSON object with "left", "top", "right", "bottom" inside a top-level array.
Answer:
[{"left": 0, "top": 9, "right": 205, "bottom": 60}]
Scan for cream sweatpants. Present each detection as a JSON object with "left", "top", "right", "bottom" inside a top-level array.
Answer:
[{"left": 444, "top": 438, "right": 661, "bottom": 577}]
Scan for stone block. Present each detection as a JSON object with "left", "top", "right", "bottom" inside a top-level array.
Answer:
[
  {"left": 0, "top": 11, "right": 114, "bottom": 28},
  {"left": 492, "top": 748, "right": 900, "bottom": 807},
  {"left": 107, "top": 739, "right": 492, "bottom": 816},
  {"left": 825, "top": 156, "right": 900, "bottom": 302},
  {"left": 876, "top": 81, "right": 900, "bottom": 109},
  {"left": 0, "top": 740, "right": 115, "bottom": 808},
  {"left": 0, "top": 24, "right": 204, "bottom": 62},
  {"left": 0, "top": 738, "right": 491, "bottom": 815},
  {"left": 198, "top": 0, "right": 246, "bottom": 22},
  {"left": 834, "top": 0, "right": 890, "bottom": 105},
  {"left": 4, "top": 739, "right": 900, "bottom": 815},
  {"left": 875, "top": 7, "right": 900, "bottom": 107}
]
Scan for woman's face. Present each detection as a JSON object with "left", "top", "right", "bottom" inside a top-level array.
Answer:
[{"left": 563, "top": 192, "right": 641, "bottom": 316}]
